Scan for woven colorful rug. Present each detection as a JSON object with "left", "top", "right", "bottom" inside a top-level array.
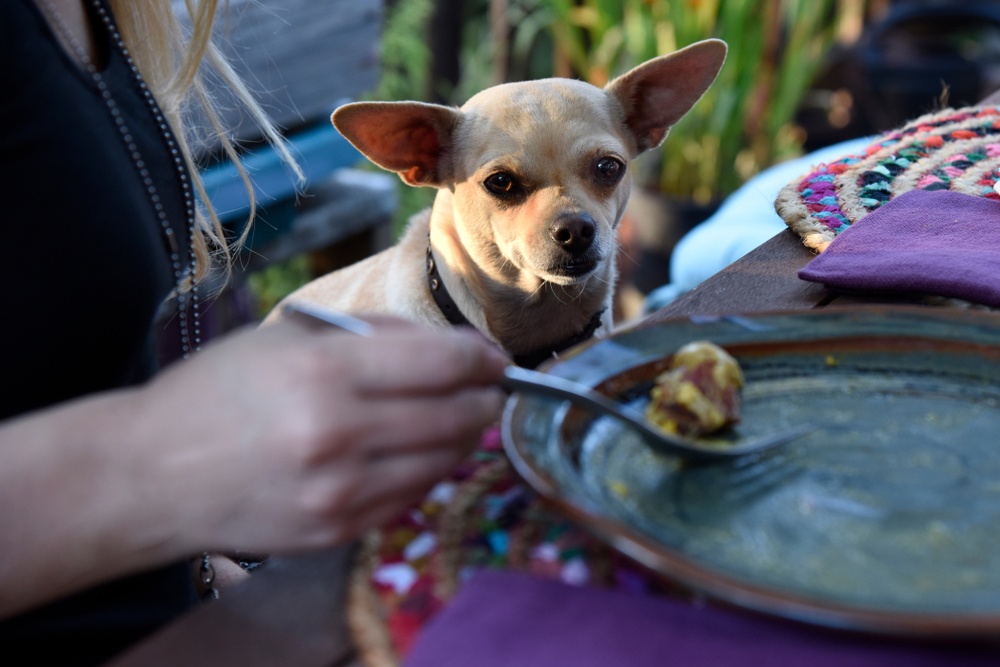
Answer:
[
  {"left": 345, "top": 426, "right": 684, "bottom": 667},
  {"left": 776, "top": 105, "right": 1000, "bottom": 252}
]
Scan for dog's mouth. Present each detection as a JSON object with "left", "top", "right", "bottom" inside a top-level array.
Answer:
[
  {"left": 560, "top": 258, "right": 598, "bottom": 276},
  {"left": 543, "top": 255, "right": 599, "bottom": 283},
  {"left": 512, "top": 240, "right": 606, "bottom": 286}
]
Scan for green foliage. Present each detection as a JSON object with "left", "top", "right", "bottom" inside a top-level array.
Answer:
[
  {"left": 451, "top": 0, "right": 556, "bottom": 101},
  {"left": 245, "top": 253, "right": 313, "bottom": 319},
  {"left": 343, "top": 0, "right": 850, "bottom": 232},
  {"left": 394, "top": 185, "right": 437, "bottom": 233},
  {"left": 529, "top": 0, "right": 852, "bottom": 204},
  {"left": 374, "top": 0, "right": 436, "bottom": 103}
]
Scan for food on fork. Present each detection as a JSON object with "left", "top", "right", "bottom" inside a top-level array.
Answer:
[{"left": 645, "top": 341, "right": 744, "bottom": 437}]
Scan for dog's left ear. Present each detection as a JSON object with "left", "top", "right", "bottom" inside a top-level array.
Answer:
[
  {"left": 606, "top": 39, "right": 727, "bottom": 155},
  {"left": 332, "top": 101, "right": 462, "bottom": 187}
]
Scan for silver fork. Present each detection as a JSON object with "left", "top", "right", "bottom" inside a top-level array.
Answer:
[
  {"left": 283, "top": 301, "right": 813, "bottom": 463},
  {"left": 501, "top": 366, "right": 812, "bottom": 462}
]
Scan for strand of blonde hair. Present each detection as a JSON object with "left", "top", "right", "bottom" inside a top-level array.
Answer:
[{"left": 108, "top": 0, "right": 304, "bottom": 288}]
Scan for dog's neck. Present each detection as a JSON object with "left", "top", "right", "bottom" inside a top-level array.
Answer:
[
  {"left": 427, "top": 192, "right": 613, "bottom": 362},
  {"left": 425, "top": 238, "right": 606, "bottom": 367}
]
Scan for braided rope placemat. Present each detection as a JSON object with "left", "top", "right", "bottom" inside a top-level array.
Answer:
[
  {"left": 776, "top": 106, "right": 1000, "bottom": 252},
  {"left": 344, "top": 429, "right": 680, "bottom": 667}
]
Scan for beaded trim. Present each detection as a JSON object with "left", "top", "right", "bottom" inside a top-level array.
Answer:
[
  {"left": 776, "top": 106, "right": 1000, "bottom": 252},
  {"left": 92, "top": 0, "right": 201, "bottom": 357},
  {"left": 38, "top": 0, "right": 201, "bottom": 357}
]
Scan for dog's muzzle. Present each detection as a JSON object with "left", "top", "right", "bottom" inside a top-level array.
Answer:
[{"left": 548, "top": 213, "right": 601, "bottom": 278}]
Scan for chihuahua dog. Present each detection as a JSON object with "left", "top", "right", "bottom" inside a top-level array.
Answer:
[{"left": 269, "top": 40, "right": 726, "bottom": 366}]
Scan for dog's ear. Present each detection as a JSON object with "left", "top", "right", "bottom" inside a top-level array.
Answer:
[
  {"left": 332, "top": 101, "right": 461, "bottom": 186},
  {"left": 606, "top": 39, "right": 727, "bottom": 155}
]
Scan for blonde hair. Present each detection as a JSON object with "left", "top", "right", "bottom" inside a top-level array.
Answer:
[{"left": 108, "top": 0, "right": 303, "bottom": 285}]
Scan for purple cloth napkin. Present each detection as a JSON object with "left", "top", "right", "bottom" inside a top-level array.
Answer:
[
  {"left": 403, "top": 570, "right": 998, "bottom": 667},
  {"left": 798, "top": 189, "right": 1000, "bottom": 306}
]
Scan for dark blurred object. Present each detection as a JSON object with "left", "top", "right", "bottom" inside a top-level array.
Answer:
[
  {"left": 797, "top": 0, "right": 1000, "bottom": 152},
  {"left": 429, "top": 0, "right": 463, "bottom": 103},
  {"left": 859, "top": 1, "right": 1000, "bottom": 131}
]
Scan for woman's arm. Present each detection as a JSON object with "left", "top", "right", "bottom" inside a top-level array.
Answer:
[{"left": 0, "top": 318, "right": 507, "bottom": 618}]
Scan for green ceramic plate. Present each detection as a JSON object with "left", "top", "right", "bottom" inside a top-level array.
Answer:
[{"left": 501, "top": 307, "right": 1000, "bottom": 637}]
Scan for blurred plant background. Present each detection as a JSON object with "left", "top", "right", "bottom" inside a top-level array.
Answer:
[
  {"left": 379, "top": 0, "right": 878, "bottom": 211},
  {"left": 247, "top": 0, "right": 1000, "bottom": 316},
  {"left": 336, "top": 0, "right": 881, "bottom": 313},
  {"left": 516, "top": 0, "right": 860, "bottom": 205}
]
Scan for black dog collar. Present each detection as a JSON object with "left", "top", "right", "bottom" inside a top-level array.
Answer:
[{"left": 426, "top": 243, "right": 473, "bottom": 328}]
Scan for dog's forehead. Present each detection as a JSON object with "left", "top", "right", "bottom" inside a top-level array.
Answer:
[
  {"left": 456, "top": 79, "right": 627, "bottom": 163},
  {"left": 461, "top": 78, "right": 618, "bottom": 125}
]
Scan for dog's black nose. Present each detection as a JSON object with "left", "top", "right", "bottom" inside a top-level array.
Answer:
[{"left": 550, "top": 215, "right": 595, "bottom": 255}]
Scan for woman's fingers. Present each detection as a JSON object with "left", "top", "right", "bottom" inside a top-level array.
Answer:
[
  {"left": 137, "top": 317, "right": 511, "bottom": 556},
  {"left": 327, "top": 328, "right": 510, "bottom": 395},
  {"left": 300, "top": 384, "right": 504, "bottom": 469},
  {"left": 310, "top": 441, "right": 478, "bottom": 541},
  {"left": 339, "top": 390, "right": 504, "bottom": 459}
]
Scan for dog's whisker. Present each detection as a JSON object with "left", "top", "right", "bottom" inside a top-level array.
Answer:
[
  {"left": 593, "top": 274, "right": 614, "bottom": 288},
  {"left": 616, "top": 243, "right": 640, "bottom": 267},
  {"left": 527, "top": 280, "right": 546, "bottom": 299},
  {"left": 548, "top": 282, "right": 571, "bottom": 306},
  {"left": 552, "top": 285, "right": 582, "bottom": 305},
  {"left": 565, "top": 283, "right": 587, "bottom": 303}
]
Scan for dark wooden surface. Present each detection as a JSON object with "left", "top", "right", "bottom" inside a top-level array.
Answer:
[
  {"left": 646, "top": 228, "right": 828, "bottom": 321},
  {"left": 110, "top": 546, "right": 360, "bottom": 667},
  {"left": 644, "top": 227, "right": 943, "bottom": 322}
]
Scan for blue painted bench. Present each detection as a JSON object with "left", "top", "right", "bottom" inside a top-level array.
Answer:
[{"left": 200, "top": 120, "right": 395, "bottom": 269}]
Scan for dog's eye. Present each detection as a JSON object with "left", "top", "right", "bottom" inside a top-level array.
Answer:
[
  {"left": 484, "top": 172, "right": 518, "bottom": 196},
  {"left": 594, "top": 157, "right": 623, "bottom": 182}
]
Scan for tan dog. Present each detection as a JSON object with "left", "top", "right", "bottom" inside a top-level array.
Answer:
[{"left": 269, "top": 40, "right": 726, "bottom": 366}]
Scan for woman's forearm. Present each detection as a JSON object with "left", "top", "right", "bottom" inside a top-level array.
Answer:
[
  {"left": 0, "top": 319, "right": 507, "bottom": 620},
  {"left": 0, "top": 389, "right": 184, "bottom": 619}
]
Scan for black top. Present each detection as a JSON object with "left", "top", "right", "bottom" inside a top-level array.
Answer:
[
  {"left": 0, "top": 0, "right": 199, "bottom": 662},
  {"left": 0, "top": 0, "right": 189, "bottom": 419}
]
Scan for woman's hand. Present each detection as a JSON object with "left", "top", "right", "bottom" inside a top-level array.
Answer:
[
  {"left": 0, "top": 316, "right": 507, "bottom": 617},
  {"left": 137, "top": 316, "right": 508, "bottom": 554}
]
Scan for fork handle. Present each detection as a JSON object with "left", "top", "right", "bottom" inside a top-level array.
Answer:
[{"left": 501, "top": 366, "right": 642, "bottom": 425}]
